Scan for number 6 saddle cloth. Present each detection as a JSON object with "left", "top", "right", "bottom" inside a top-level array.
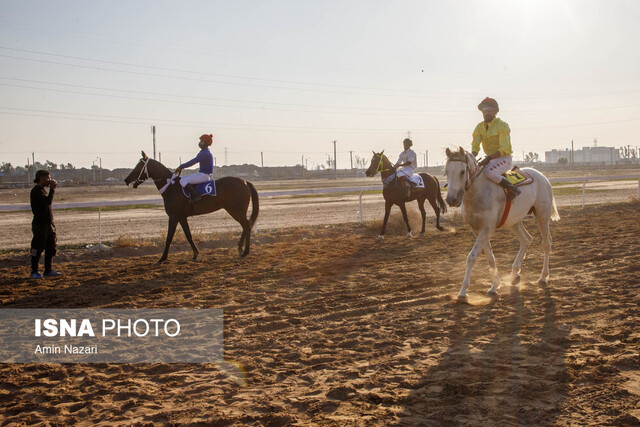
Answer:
[{"left": 181, "top": 180, "right": 217, "bottom": 198}]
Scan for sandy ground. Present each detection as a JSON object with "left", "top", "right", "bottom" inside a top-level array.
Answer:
[
  {"left": 0, "top": 201, "right": 639, "bottom": 425},
  {"left": 0, "top": 180, "right": 638, "bottom": 251}
]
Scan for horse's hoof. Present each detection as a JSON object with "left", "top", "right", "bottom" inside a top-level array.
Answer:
[
  {"left": 437, "top": 226, "right": 444, "bottom": 231},
  {"left": 487, "top": 289, "right": 499, "bottom": 297},
  {"left": 420, "top": 231, "right": 425, "bottom": 235},
  {"left": 156, "top": 258, "right": 166, "bottom": 265},
  {"left": 406, "top": 232, "right": 412, "bottom": 239},
  {"left": 511, "top": 274, "right": 521, "bottom": 286},
  {"left": 538, "top": 278, "right": 548, "bottom": 285},
  {"left": 456, "top": 294, "right": 468, "bottom": 303},
  {"left": 377, "top": 235, "right": 384, "bottom": 241}
]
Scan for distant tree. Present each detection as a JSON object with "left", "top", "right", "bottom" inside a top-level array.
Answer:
[
  {"left": 65, "top": 163, "right": 75, "bottom": 170},
  {"left": 325, "top": 155, "right": 334, "bottom": 169},
  {"left": 0, "top": 162, "right": 13, "bottom": 174},
  {"left": 524, "top": 152, "right": 539, "bottom": 162},
  {"left": 44, "top": 160, "right": 58, "bottom": 170},
  {"left": 619, "top": 146, "right": 637, "bottom": 160},
  {"left": 558, "top": 157, "right": 568, "bottom": 164}
]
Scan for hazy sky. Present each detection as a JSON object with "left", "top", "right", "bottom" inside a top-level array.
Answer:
[{"left": 1, "top": 0, "right": 639, "bottom": 170}]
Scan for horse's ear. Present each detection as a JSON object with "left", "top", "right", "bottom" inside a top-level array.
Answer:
[
  {"left": 445, "top": 147, "right": 452, "bottom": 158},
  {"left": 372, "top": 150, "right": 376, "bottom": 156},
  {"left": 458, "top": 146, "right": 465, "bottom": 156},
  {"left": 141, "top": 151, "right": 148, "bottom": 159},
  {"left": 381, "top": 150, "right": 384, "bottom": 155}
]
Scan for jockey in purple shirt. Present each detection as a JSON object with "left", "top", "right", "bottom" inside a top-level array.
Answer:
[{"left": 175, "top": 134, "right": 214, "bottom": 203}]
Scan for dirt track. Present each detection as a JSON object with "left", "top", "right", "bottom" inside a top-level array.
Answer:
[
  {"left": 0, "top": 180, "right": 637, "bottom": 251},
  {"left": 0, "top": 201, "right": 639, "bottom": 425}
]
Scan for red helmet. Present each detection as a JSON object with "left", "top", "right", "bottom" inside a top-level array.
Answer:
[
  {"left": 199, "top": 134, "right": 213, "bottom": 146},
  {"left": 478, "top": 97, "right": 499, "bottom": 111}
]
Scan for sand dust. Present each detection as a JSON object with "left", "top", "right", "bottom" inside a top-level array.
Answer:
[{"left": 0, "top": 201, "right": 638, "bottom": 424}]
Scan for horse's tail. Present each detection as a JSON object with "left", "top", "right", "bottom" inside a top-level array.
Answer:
[
  {"left": 550, "top": 194, "right": 560, "bottom": 221},
  {"left": 434, "top": 176, "right": 447, "bottom": 214},
  {"left": 247, "top": 181, "right": 260, "bottom": 228}
]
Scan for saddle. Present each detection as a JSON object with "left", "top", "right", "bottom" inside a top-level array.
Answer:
[
  {"left": 503, "top": 167, "right": 533, "bottom": 187},
  {"left": 181, "top": 180, "right": 217, "bottom": 199},
  {"left": 496, "top": 167, "right": 534, "bottom": 229}
]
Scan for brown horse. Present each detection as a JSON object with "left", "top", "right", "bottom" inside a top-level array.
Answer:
[
  {"left": 124, "top": 151, "right": 259, "bottom": 263},
  {"left": 365, "top": 151, "right": 446, "bottom": 239}
]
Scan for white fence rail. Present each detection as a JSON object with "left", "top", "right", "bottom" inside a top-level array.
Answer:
[{"left": 0, "top": 176, "right": 638, "bottom": 212}]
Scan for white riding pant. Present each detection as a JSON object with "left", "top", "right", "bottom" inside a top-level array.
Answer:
[
  {"left": 180, "top": 172, "right": 211, "bottom": 187},
  {"left": 485, "top": 156, "right": 512, "bottom": 184},
  {"left": 396, "top": 166, "right": 414, "bottom": 179}
]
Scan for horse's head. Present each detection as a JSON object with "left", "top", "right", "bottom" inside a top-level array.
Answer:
[
  {"left": 365, "top": 150, "right": 389, "bottom": 177},
  {"left": 444, "top": 147, "right": 478, "bottom": 207},
  {"left": 124, "top": 151, "right": 151, "bottom": 188}
]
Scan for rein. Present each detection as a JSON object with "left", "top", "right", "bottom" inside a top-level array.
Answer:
[
  {"left": 447, "top": 159, "right": 484, "bottom": 191},
  {"left": 375, "top": 154, "right": 393, "bottom": 174}
]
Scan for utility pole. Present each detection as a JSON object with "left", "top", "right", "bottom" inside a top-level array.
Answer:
[
  {"left": 350, "top": 151, "right": 353, "bottom": 170},
  {"left": 31, "top": 152, "right": 35, "bottom": 181},
  {"left": 99, "top": 157, "right": 102, "bottom": 181},
  {"left": 26, "top": 157, "right": 30, "bottom": 183},
  {"left": 159, "top": 152, "right": 161, "bottom": 163},
  {"left": 571, "top": 140, "right": 574, "bottom": 164},
  {"left": 224, "top": 147, "right": 228, "bottom": 166},
  {"left": 261, "top": 152, "right": 264, "bottom": 180},
  {"left": 426, "top": 150, "right": 429, "bottom": 169},
  {"left": 332, "top": 140, "right": 337, "bottom": 179},
  {"left": 151, "top": 126, "right": 156, "bottom": 160}
]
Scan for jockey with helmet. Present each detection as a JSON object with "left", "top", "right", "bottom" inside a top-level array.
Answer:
[
  {"left": 175, "top": 134, "right": 214, "bottom": 203},
  {"left": 472, "top": 97, "right": 520, "bottom": 201},
  {"left": 395, "top": 138, "right": 417, "bottom": 196}
]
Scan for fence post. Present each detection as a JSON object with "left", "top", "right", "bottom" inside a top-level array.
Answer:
[{"left": 89, "top": 207, "right": 110, "bottom": 251}]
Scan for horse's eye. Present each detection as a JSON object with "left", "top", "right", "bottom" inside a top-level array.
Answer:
[{"left": 459, "top": 171, "right": 464, "bottom": 177}]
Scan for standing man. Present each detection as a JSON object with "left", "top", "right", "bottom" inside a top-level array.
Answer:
[
  {"left": 30, "top": 170, "right": 61, "bottom": 279},
  {"left": 395, "top": 138, "right": 418, "bottom": 197},
  {"left": 472, "top": 97, "right": 520, "bottom": 201},
  {"left": 175, "top": 134, "right": 214, "bottom": 203}
]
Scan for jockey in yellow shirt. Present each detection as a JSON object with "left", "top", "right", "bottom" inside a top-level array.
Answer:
[{"left": 472, "top": 97, "right": 520, "bottom": 201}]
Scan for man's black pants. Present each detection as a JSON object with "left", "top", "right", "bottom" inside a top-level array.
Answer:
[{"left": 30, "top": 223, "right": 57, "bottom": 273}]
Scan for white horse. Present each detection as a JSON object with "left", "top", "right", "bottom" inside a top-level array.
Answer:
[{"left": 444, "top": 147, "right": 560, "bottom": 299}]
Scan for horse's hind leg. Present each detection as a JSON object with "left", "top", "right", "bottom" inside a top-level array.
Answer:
[
  {"left": 227, "top": 209, "right": 251, "bottom": 257},
  {"left": 179, "top": 218, "right": 200, "bottom": 261},
  {"left": 417, "top": 197, "right": 427, "bottom": 234},
  {"left": 536, "top": 215, "right": 552, "bottom": 285},
  {"left": 484, "top": 241, "right": 501, "bottom": 296},
  {"left": 510, "top": 221, "right": 532, "bottom": 285},
  {"left": 158, "top": 217, "right": 178, "bottom": 264}
]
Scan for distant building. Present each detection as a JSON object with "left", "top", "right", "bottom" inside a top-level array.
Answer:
[{"left": 545, "top": 146, "right": 620, "bottom": 165}]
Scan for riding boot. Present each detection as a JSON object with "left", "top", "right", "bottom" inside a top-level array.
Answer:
[
  {"left": 185, "top": 184, "right": 201, "bottom": 203},
  {"left": 499, "top": 177, "right": 520, "bottom": 202}
]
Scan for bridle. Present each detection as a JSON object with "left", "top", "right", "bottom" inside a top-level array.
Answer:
[
  {"left": 132, "top": 158, "right": 167, "bottom": 188},
  {"left": 446, "top": 157, "right": 484, "bottom": 192},
  {"left": 131, "top": 158, "right": 151, "bottom": 187},
  {"left": 374, "top": 154, "right": 392, "bottom": 174}
]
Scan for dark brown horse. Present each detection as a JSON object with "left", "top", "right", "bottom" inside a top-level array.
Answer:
[
  {"left": 365, "top": 151, "right": 446, "bottom": 239},
  {"left": 125, "top": 151, "right": 259, "bottom": 263}
]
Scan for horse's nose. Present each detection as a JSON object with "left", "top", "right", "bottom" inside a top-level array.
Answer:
[{"left": 446, "top": 194, "right": 459, "bottom": 207}]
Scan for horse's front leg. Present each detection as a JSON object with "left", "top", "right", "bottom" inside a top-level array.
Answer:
[
  {"left": 399, "top": 203, "right": 412, "bottom": 238},
  {"left": 179, "top": 217, "right": 200, "bottom": 261},
  {"left": 459, "top": 230, "right": 491, "bottom": 299},
  {"left": 158, "top": 216, "right": 179, "bottom": 264},
  {"left": 378, "top": 200, "right": 393, "bottom": 240}
]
